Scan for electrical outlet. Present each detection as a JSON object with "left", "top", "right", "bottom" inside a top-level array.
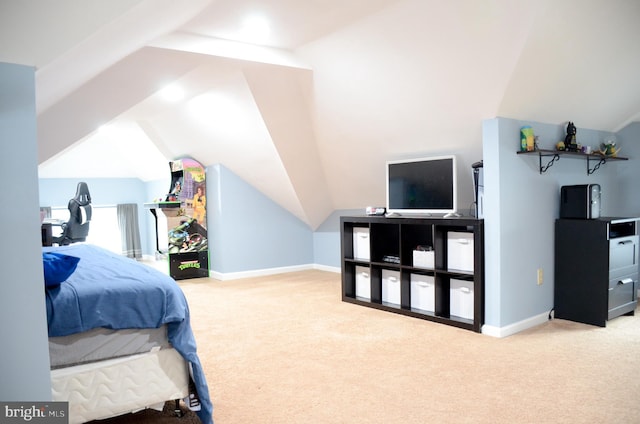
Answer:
[{"left": 537, "top": 268, "right": 543, "bottom": 285}]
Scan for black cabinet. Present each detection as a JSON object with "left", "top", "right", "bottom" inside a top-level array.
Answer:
[
  {"left": 555, "top": 218, "right": 639, "bottom": 326},
  {"left": 340, "top": 216, "right": 484, "bottom": 332}
]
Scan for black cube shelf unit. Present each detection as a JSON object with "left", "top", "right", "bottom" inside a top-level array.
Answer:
[{"left": 340, "top": 216, "right": 484, "bottom": 332}]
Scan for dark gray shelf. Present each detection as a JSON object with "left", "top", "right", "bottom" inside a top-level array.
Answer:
[{"left": 517, "top": 149, "right": 628, "bottom": 175}]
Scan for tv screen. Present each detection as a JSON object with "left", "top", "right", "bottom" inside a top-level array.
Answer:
[{"left": 386, "top": 155, "right": 457, "bottom": 215}]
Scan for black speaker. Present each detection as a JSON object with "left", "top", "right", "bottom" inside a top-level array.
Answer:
[{"left": 472, "top": 161, "right": 484, "bottom": 218}]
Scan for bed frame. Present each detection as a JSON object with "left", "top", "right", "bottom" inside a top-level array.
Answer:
[{"left": 51, "top": 348, "right": 190, "bottom": 424}]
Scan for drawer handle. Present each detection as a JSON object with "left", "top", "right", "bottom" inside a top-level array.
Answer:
[
  {"left": 361, "top": 273, "right": 369, "bottom": 278},
  {"left": 388, "top": 277, "right": 398, "bottom": 283},
  {"left": 418, "top": 282, "right": 431, "bottom": 287},
  {"left": 358, "top": 234, "right": 369, "bottom": 239},
  {"left": 618, "top": 240, "right": 632, "bottom": 245},
  {"left": 456, "top": 239, "right": 470, "bottom": 245},
  {"left": 618, "top": 278, "right": 634, "bottom": 285},
  {"left": 460, "top": 287, "right": 471, "bottom": 293}
]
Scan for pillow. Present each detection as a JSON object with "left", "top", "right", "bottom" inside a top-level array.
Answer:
[{"left": 43, "top": 252, "right": 80, "bottom": 288}]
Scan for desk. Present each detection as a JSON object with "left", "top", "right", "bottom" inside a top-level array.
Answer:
[
  {"left": 42, "top": 219, "right": 65, "bottom": 246},
  {"left": 143, "top": 201, "right": 181, "bottom": 255}
]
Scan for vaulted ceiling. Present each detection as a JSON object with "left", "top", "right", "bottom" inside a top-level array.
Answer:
[{"left": 2, "top": 0, "right": 639, "bottom": 229}]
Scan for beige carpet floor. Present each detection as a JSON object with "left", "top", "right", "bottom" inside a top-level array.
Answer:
[{"left": 101, "top": 269, "right": 640, "bottom": 423}]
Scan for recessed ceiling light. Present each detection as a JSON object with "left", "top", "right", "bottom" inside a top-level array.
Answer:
[
  {"left": 240, "top": 15, "right": 270, "bottom": 43},
  {"left": 159, "top": 84, "right": 185, "bottom": 102},
  {"left": 97, "top": 124, "right": 115, "bottom": 135}
]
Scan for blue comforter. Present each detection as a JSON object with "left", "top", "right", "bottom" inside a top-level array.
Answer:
[{"left": 44, "top": 244, "right": 213, "bottom": 424}]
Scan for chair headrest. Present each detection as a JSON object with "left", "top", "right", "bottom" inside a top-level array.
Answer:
[{"left": 73, "top": 182, "right": 91, "bottom": 206}]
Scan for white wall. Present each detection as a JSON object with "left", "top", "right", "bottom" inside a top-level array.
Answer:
[
  {"left": 483, "top": 117, "right": 633, "bottom": 335},
  {"left": 0, "top": 63, "right": 52, "bottom": 400}
]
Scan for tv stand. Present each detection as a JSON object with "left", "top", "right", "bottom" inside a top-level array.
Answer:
[{"left": 340, "top": 215, "right": 484, "bottom": 332}]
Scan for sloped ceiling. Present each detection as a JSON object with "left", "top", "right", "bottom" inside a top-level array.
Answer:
[{"left": 1, "top": 0, "right": 639, "bottom": 229}]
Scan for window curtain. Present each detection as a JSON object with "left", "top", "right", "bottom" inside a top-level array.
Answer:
[{"left": 117, "top": 203, "right": 142, "bottom": 259}]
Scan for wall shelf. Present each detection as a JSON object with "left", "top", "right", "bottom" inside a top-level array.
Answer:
[{"left": 517, "top": 149, "right": 628, "bottom": 175}]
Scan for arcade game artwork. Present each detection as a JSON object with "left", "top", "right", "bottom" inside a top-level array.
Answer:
[{"left": 163, "top": 158, "right": 209, "bottom": 280}]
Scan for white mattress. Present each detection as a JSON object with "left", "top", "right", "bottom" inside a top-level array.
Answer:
[
  {"left": 49, "top": 326, "right": 170, "bottom": 368},
  {"left": 51, "top": 347, "right": 189, "bottom": 424}
]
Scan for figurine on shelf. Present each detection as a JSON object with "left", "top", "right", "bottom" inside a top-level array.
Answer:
[
  {"left": 520, "top": 125, "right": 535, "bottom": 151},
  {"left": 600, "top": 137, "right": 620, "bottom": 157},
  {"left": 564, "top": 122, "right": 578, "bottom": 152}
]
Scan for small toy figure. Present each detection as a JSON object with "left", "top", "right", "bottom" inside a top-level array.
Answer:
[
  {"left": 564, "top": 122, "right": 578, "bottom": 152},
  {"left": 600, "top": 138, "right": 620, "bottom": 156},
  {"left": 520, "top": 126, "right": 535, "bottom": 151}
]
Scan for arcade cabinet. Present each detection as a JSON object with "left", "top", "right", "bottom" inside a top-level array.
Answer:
[{"left": 145, "top": 158, "right": 209, "bottom": 280}]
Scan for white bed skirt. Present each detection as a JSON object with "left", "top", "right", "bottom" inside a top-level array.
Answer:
[{"left": 51, "top": 347, "right": 189, "bottom": 424}]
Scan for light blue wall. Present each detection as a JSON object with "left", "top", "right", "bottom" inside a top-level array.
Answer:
[
  {"left": 208, "top": 164, "right": 314, "bottom": 273},
  {"left": 615, "top": 122, "right": 640, "bottom": 216},
  {"left": 0, "top": 62, "right": 52, "bottom": 400},
  {"left": 483, "top": 117, "right": 636, "bottom": 329},
  {"left": 313, "top": 209, "right": 362, "bottom": 269}
]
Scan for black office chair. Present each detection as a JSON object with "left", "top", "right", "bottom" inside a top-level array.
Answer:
[{"left": 52, "top": 182, "right": 93, "bottom": 246}]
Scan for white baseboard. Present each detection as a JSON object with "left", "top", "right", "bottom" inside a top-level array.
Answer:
[
  {"left": 312, "top": 264, "right": 341, "bottom": 273},
  {"left": 482, "top": 311, "right": 550, "bottom": 338},
  {"left": 209, "top": 263, "right": 340, "bottom": 281}
]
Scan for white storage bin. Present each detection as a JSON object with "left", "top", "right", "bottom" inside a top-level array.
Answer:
[
  {"left": 447, "top": 232, "right": 474, "bottom": 273},
  {"left": 382, "top": 269, "right": 401, "bottom": 306},
  {"left": 450, "top": 279, "right": 474, "bottom": 320},
  {"left": 410, "top": 274, "right": 435, "bottom": 312},
  {"left": 413, "top": 250, "right": 435, "bottom": 269},
  {"left": 355, "top": 266, "right": 371, "bottom": 300},
  {"left": 353, "top": 227, "right": 370, "bottom": 261}
]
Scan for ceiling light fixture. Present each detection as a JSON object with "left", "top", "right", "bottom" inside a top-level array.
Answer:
[
  {"left": 159, "top": 84, "right": 185, "bottom": 102},
  {"left": 97, "top": 124, "right": 116, "bottom": 135},
  {"left": 240, "top": 15, "right": 270, "bottom": 44}
]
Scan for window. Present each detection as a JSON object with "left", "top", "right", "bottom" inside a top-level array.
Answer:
[{"left": 51, "top": 205, "right": 121, "bottom": 254}]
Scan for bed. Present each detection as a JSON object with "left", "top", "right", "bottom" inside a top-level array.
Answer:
[{"left": 43, "top": 244, "right": 213, "bottom": 424}]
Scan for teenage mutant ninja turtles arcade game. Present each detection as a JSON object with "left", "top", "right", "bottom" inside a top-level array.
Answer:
[{"left": 164, "top": 158, "right": 209, "bottom": 280}]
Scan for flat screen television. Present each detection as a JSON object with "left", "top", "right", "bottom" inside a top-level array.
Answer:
[{"left": 386, "top": 155, "right": 457, "bottom": 216}]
